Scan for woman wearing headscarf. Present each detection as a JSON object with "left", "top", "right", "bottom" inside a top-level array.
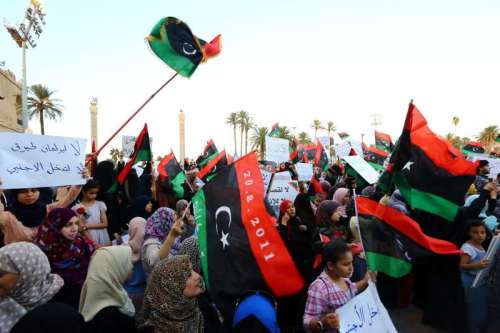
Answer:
[
  {"left": 141, "top": 255, "right": 204, "bottom": 333},
  {"left": 79, "top": 246, "right": 136, "bottom": 333},
  {"left": 0, "top": 208, "right": 35, "bottom": 244},
  {"left": 124, "top": 216, "right": 147, "bottom": 309},
  {"left": 0, "top": 242, "right": 64, "bottom": 333},
  {"left": 35, "top": 208, "right": 95, "bottom": 309}
]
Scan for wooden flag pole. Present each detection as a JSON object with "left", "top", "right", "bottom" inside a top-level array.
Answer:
[{"left": 93, "top": 72, "right": 179, "bottom": 158}]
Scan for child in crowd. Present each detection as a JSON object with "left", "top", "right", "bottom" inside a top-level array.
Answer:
[
  {"left": 74, "top": 179, "right": 110, "bottom": 246},
  {"left": 303, "top": 239, "right": 375, "bottom": 332},
  {"left": 459, "top": 220, "right": 490, "bottom": 333}
]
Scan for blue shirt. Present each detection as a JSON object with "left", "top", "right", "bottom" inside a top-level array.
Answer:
[{"left": 460, "top": 242, "right": 486, "bottom": 288}]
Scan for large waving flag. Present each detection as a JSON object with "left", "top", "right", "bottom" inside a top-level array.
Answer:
[
  {"left": 461, "top": 141, "right": 484, "bottom": 155},
  {"left": 364, "top": 145, "right": 389, "bottom": 172},
  {"left": 157, "top": 152, "right": 186, "bottom": 198},
  {"left": 193, "top": 152, "right": 304, "bottom": 318},
  {"left": 147, "top": 17, "right": 221, "bottom": 77},
  {"left": 357, "top": 197, "right": 462, "bottom": 278},
  {"left": 379, "top": 103, "right": 476, "bottom": 222},
  {"left": 118, "top": 124, "right": 152, "bottom": 184}
]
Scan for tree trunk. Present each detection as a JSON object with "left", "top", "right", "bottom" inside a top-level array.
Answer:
[
  {"left": 245, "top": 129, "right": 248, "bottom": 154},
  {"left": 240, "top": 127, "right": 244, "bottom": 156},
  {"left": 40, "top": 109, "right": 45, "bottom": 135},
  {"left": 233, "top": 126, "right": 237, "bottom": 155},
  {"left": 314, "top": 129, "right": 317, "bottom": 140}
]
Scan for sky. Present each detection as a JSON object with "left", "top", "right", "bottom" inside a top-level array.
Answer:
[{"left": 1, "top": 0, "right": 500, "bottom": 159}]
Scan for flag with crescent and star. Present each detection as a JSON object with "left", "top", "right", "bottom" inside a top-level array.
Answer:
[
  {"left": 364, "top": 145, "right": 389, "bottom": 172},
  {"left": 378, "top": 102, "right": 476, "bottom": 222},
  {"left": 193, "top": 152, "right": 304, "bottom": 321},
  {"left": 146, "top": 17, "right": 221, "bottom": 77},
  {"left": 461, "top": 141, "right": 485, "bottom": 155},
  {"left": 356, "top": 197, "right": 462, "bottom": 278},
  {"left": 375, "top": 130, "right": 394, "bottom": 152}
]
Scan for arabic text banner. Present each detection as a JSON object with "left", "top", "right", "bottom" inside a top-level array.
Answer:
[{"left": 0, "top": 132, "right": 87, "bottom": 189}]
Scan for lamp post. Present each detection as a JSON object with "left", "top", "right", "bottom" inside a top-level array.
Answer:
[{"left": 4, "top": 0, "right": 46, "bottom": 131}]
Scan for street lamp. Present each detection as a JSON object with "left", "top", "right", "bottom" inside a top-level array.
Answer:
[{"left": 4, "top": 0, "right": 46, "bottom": 131}]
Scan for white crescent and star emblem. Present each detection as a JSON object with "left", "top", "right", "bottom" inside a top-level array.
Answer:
[
  {"left": 215, "top": 206, "right": 231, "bottom": 249},
  {"left": 403, "top": 161, "right": 414, "bottom": 171},
  {"left": 182, "top": 42, "right": 197, "bottom": 56}
]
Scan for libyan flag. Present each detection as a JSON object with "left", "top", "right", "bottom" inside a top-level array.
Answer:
[
  {"left": 198, "top": 140, "right": 219, "bottom": 168},
  {"left": 118, "top": 124, "right": 152, "bottom": 184},
  {"left": 461, "top": 141, "right": 485, "bottom": 155},
  {"left": 193, "top": 152, "right": 304, "bottom": 319},
  {"left": 197, "top": 150, "right": 228, "bottom": 183},
  {"left": 364, "top": 145, "right": 388, "bottom": 172},
  {"left": 379, "top": 103, "right": 476, "bottom": 222},
  {"left": 375, "top": 130, "right": 394, "bottom": 152},
  {"left": 357, "top": 197, "right": 462, "bottom": 278},
  {"left": 269, "top": 123, "right": 280, "bottom": 137},
  {"left": 157, "top": 152, "right": 186, "bottom": 198},
  {"left": 147, "top": 17, "right": 221, "bottom": 78}
]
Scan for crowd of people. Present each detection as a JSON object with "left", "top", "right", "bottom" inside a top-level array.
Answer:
[{"left": 0, "top": 153, "right": 499, "bottom": 333}]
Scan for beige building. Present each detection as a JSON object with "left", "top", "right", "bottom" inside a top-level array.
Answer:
[{"left": 0, "top": 69, "right": 23, "bottom": 133}]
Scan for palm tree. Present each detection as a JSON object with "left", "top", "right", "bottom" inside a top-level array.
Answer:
[
  {"left": 325, "top": 121, "right": 336, "bottom": 139},
  {"left": 226, "top": 112, "right": 239, "bottom": 155},
  {"left": 27, "top": 84, "right": 64, "bottom": 135},
  {"left": 110, "top": 148, "right": 121, "bottom": 162},
  {"left": 237, "top": 111, "right": 249, "bottom": 156},
  {"left": 250, "top": 127, "right": 268, "bottom": 159},
  {"left": 311, "top": 119, "right": 323, "bottom": 140},
  {"left": 452, "top": 116, "right": 460, "bottom": 134},
  {"left": 298, "top": 131, "right": 313, "bottom": 144},
  {"left": 477, "top": 125, "right": 499, "bottom": 151},
  {"left": 277, "top": 126, "right": 294, "bottom": 141},
  {"left": 244, "top": 117, "right": 253, "bottom": 155}
]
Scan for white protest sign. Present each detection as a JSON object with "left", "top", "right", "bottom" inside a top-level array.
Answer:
[
  {"left": 335, "top": 140, "right": 364, "bottom": 159},
  {"left": 337, "top": 282, "right": 398, "bottom": 333},
  {"left": 122, "top": 135, "right": 153, "bottom": 158},
  {"left": 265, "top": 137, "right": 289, "bottom": 164},
  {"left": 296, "top": 162, "right": 314, "bottom": 181},
  {"left": 0, "top": 132, "right": 87, "bottom": 189},
  {"left": 472, "top": 235, "right": 500, "bottom": 288},
  {"left": 267, "top": 179, "right": 299, "bottom": 216},
  {"left": 342, "top": 156, "right": 380, "bottom": 184},
  {"left": 467, "top": 154, "right": 500, "bottom": 178},
  {"left": 273, "top": 171, "right": 292, "bottom": 182}
]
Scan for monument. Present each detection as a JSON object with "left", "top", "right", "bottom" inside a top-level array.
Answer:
[{"left": 90, "top": 97, "right": 98, "bottom": 146}]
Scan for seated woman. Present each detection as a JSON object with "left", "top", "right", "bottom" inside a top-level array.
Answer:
[
  {"left": 124, "top": 216, "right": 147, "bottom": 311},
  {"left": 141, "top": 255, "right": 204, "bottom": 332},
  {"left": 12, "top": 302, "right": 85, "bottom": 333},
  {"left": 35, "top": 208, "right": 95, "bottom": 309},
  {"left": 79, "top": 246, "right": 136, "bottom": 333},
  {"left": 0, "top": 242, "right": 64, "bottom": 332}
]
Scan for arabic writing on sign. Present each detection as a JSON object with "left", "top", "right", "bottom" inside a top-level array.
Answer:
[
  {"left": 344, "top": 302, "right": 379, "bottom": 333},
  {"left": 6, "top": 162, "right": 72, "bottom": 175},
  {"left": 10, "top": 140, "right": 82, "bottom": 156}
]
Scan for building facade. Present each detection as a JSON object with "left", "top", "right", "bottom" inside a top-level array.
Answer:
[{"left": 0, "top": 69, "right": 23, "bottom": 133}]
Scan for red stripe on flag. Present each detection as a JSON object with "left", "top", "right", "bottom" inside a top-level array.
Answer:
[
  {"left": 368, "top": 145, "right": 389, "bottom": 157},
  {"left": 117, "top": 124, "right": 149, "bottom": 184},
  {"left": 197, "top": 150, "right": 225, "bottom": 180},
  {"left": 375, "top": 130, "right": 392, "bottom": 143},
  {"left": 356, "top": 197, "right": 462, "bottom": 255},
  {"left": 235, "top": 153, "right": 304, "bottom": 296},
  {"left": 311, "top": 176, "right": 325, "bottom": 194},
  {"left": 157, "top": 152, "right": 175, "bottom": 180}
]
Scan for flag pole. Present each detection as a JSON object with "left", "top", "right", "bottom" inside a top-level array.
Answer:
[{"left": 93, "top": 72, "right": 179, "bottom": 158}]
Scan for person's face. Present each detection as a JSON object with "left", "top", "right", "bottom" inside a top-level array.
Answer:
[
  {"left": 83, "top": 188, "right": 99, "bottom": 201},
  {"left": 327, "top": 251, "right": 353, "bottom": 278},
  {"left": 331, "top": 208, "right": 342, "bottom": 223},
  {"left": 183, "top": 269, "right": 204, "bottom": 297},
  {"left": 314, "top": 193, "right": 325, "bottom": 206},
  {"left": 61, "top": 217, "right": 80, "bottom": 240},
  {"left": 0, "top": 271, "right": 18, "bottom": 297},
  {"left": 145, "top": 202, "right": 153, "bottom": 213},
  {"left": 342, "top": 192, "right": 350, "bottom": 205},
  {"left": 286, "top": 203, "right": 296, "bottom": 217},
  {"left": 468, "top": 225, "right": 487, "bottom": 244},
  {"left": 16, "top": 188, "right": 40, "bottom": 205},
  {"left": 479, "top": 165, "right": 490, "bottom": 176}
]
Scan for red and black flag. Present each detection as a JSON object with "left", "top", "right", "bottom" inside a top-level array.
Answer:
[
  {"left": 364, "top": 145, "right": 389, "bottom": 172},
  {"left": 146, "top": 17, "right": 221, "bottom": 77},
  {"left": 375, "top": 130, "right": 394, "bottom": 152},
  {"left": 157, "top": 151, "right": 186, "bottom": 198},
  {"left": 269, "top": 123, "right": 280, "bottom": 137},
  {"left": 308, "top": 175, "right": 326, "bottom": 199},
  {"left": 289, "top": 137, "right": 300, "bottom": 163},
  {"left": 461, "top": 141, "right": 485, "bottom": 155},
  {"left": 313, "top": 141, "right": 329, "bottom": 171},
  {"left": 301, "top": 144, "right": 318, "bottom": 163},
  {"left": 378, "top": 103, "right": 476, "bottom": 222},
  {"left": 197, "top": 140, "right": 219, "bottom": 168},
  {"left": 197, "top": 150, "right": 228, "bottom": 183},
  {"left": 117, "top": 124, "right": 152, "bottom": 184},
  {"left": 193, "top": 152, "right": 304, "bottom": 319},
  {"left": 356, "top": 197, "right": 462, "bottom": 278}
]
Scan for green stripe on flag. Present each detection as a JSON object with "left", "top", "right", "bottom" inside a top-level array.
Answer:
[
  {"left": 172, "top": 172, "right": 186, "bottom": 199},
  {"left": 365, "top": 251, "right": 412, "bottom": 278},
  {"left": 368, "top": 161, "right": 385, "bottom": 172},
  {"left": 193, "top": 190, "right": 209, "bottom": 288},
  {"left": 395, "top": 172, "right": 458, "bottom": 222}
]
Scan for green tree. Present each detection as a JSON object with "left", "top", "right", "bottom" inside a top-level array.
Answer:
[
  {"left": 325, "top": 121, "right": 336, "bottom": 139},
  {"left": 298, "top": 131, "right": 313, "bottom": 144},
  {"left": 311, "top": 119, "right": 323, "bottom": 140},
  {"left": 244, "top": 117, "right": 254, "bottom": 155},
  {"left": 110, "top": 148, "right": 121, "bottom": 162},
  {"left": 27, "top": 84, "right": 64, "bottom": 135},
  {"left": 250, "top": 126, "right": 268, "bottom": 159},
  {"left": 226, "top": 112, "right": 239, "bottom": 155},
  {"left": 277, "top": 125, "right": 294, "bottom": 141},
  {"left": 237, "top": 110, "right": 249, "bottom": 156},
  {"left": 452, "top": 116, "right": 460, "bottom": 134},
  {"left": 477, "top": 125, "right": 499, "bottom": 151}
]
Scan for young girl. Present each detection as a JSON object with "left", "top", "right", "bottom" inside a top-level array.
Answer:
[
  {"left": 303, "top": 239, "right": 374, "bottom": 332},
  {"left": 459, "top": 220, "right": 490, "bottom": 332},
  {"left": 74, "top": 179, "right": 110, "bottom": 246}
]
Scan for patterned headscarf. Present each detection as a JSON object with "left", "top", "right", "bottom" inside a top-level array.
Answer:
[
  {"left": 142, "top": 255, "right": 203, "bottom": 333},
  {"left": 178, "top": 236, "right": 201, "bottom": 274},
  {"left": 332, "top": 188, "right": 349, "bottom": 217},
  {"left": 0, "top": 242, "right": 64, "bottom": 332},
  {"left": 128, "top": 217, "right": 146, "bottom": 263},
  {"left": 35, "top": 208, "right": 95, "bottom": 287},
  {"left": 315, "top": 200, "right": 340, "bottom": 227},
  {"left": 144, "top": 207, "right": 175, "bottom": 241}
]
